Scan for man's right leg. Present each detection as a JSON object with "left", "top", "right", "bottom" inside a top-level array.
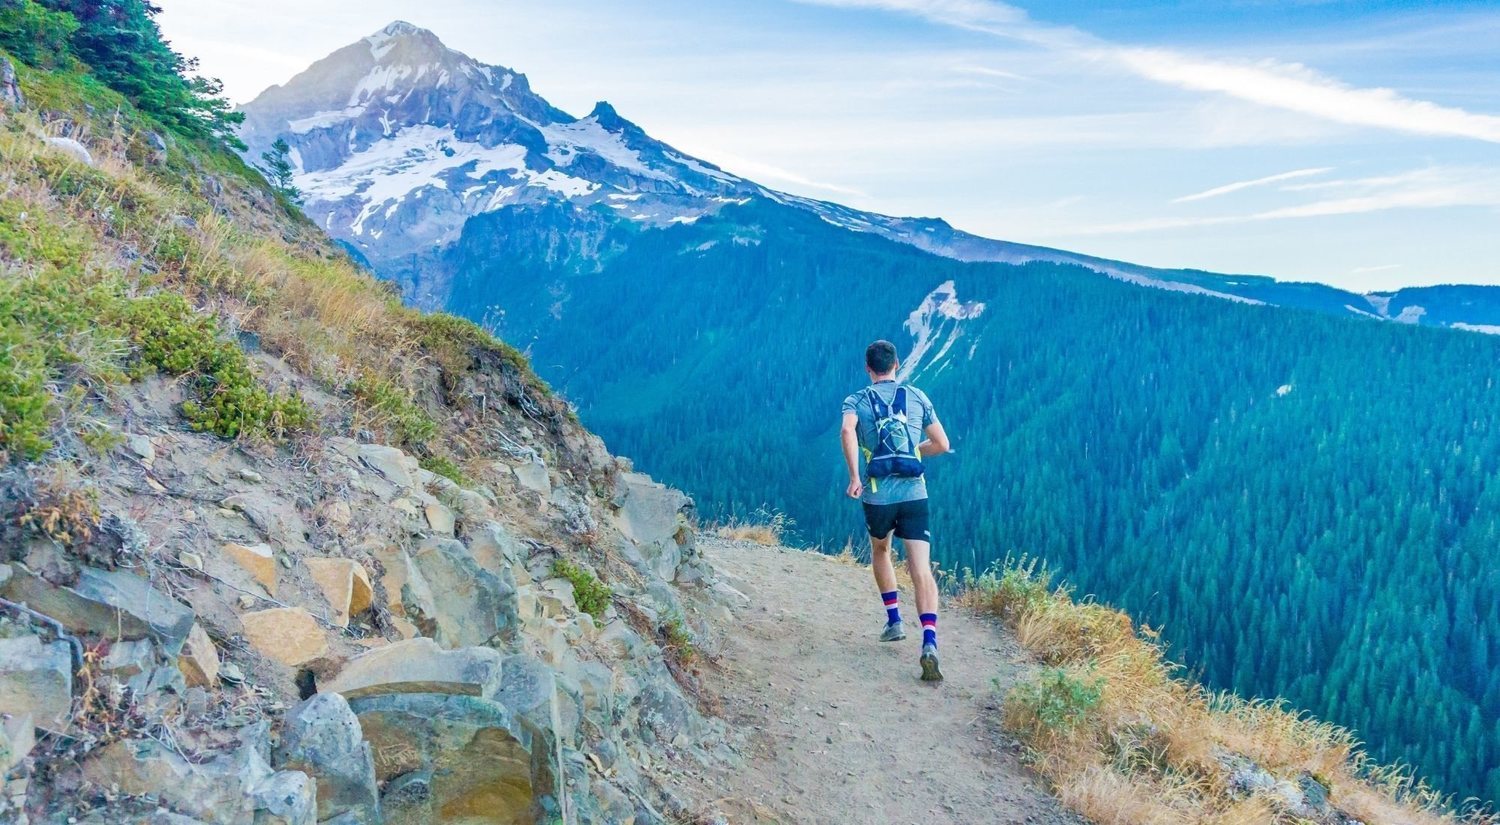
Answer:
[{"left": 870, "top": 532, "right": 906, "bottom": 640}]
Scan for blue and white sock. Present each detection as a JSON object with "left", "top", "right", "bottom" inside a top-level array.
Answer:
[
  {"left": 920, "top": 613, "right": 937, "bottom": 648},
  {"left": 881, "top": 591, "right": 901, "bottom": 626}
]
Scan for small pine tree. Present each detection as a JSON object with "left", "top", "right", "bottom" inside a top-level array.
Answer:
[{"left": 259, "top": 138, "right": 302, "bottom": 204}]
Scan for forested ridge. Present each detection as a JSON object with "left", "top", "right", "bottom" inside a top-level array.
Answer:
[{"left": 436, "top": 198, "right": 1500, "bottom": 807}]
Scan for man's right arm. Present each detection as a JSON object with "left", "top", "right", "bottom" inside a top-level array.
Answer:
[{"left": 840, "top": 411, "right": 863, "bottom": 499}]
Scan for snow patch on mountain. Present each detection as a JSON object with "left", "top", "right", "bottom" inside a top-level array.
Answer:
[
  {"left": 900, "top": 280, "right": 986, "bottom": 381},
  {"left": 541, "top": 118, "right": 670, "bottom": 182}
]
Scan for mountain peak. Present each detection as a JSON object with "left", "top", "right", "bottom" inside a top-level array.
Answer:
[{"left": 375, "top": 20, "right": 425, "bottom": 37}]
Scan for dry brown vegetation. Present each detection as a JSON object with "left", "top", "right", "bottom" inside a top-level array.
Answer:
[
  {"left": 714, "top": 511, "right": 791, "bottom": 546},
  {"left": 957, "top": 557, "right": 1494, "bottom": 825}
]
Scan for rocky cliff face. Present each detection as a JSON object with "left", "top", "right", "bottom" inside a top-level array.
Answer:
[{"left": 0, "top": 50, "right": 744, "bottom": 825}]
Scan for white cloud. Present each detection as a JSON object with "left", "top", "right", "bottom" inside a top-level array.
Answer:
[
  {"left": 795, "top": 0, "right": 1500, "bottom": 144},
  {"left": 1173, "top": 167, "right": 1332, "bottom": 203}
]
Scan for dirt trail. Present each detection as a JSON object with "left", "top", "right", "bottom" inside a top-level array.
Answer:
[{"left": 686, "top": 537, "right": 1083, "bottom": 825}]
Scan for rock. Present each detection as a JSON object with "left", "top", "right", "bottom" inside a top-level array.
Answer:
[
  {"left": 239, "top": 607, "right": 328, "bottom": 667},
  {"left": 319, "top": 638, "right": 502, "bottom": 700},
  {"left": 44, "top": 136, "right": 93, "bottom": 166},
  {"left": 101, "top": 638, "right": 157, "bottom": 679},
  {"left": 145, "top": 130, "right": 169, "bottom": 164},
  {"left": 423, "top": 501, "right": 456, "bottom": 535},
  {"left": 1, "top": 564, "right": 195, "bottom": 655},
  {"left": 126, "top": 433, "right": 156, "bottom": 464},
  {"left": 178, "top": 623, "right": 220, "bottom": 688},
  {"left": 224, "top": 543, "right": 278, "bottom": 596},
  {"left": 179, "top": 550, "right": 205, "bottom": 572},
  {"left": 611, "top": 472, "right": 695, "bottom": 581},
  {"left": 0, "top": 57, "right": 23, "bottom": 110},
  {"left": 321, "top": 500, "right": 352, "bottom": 529},
  {"left": 404, "top": 538, "right": 516, "bottom": 648},
  {"left": 237, "top": 468, "right": 264, "bottom": 483},
  {"left": 0, "top": 713, "right": 33, "bottom": 774},
  {"left": 276, "top": 694, "right": 378, "bottom": 823},
  {"left": 251, "top": 769, "right": 317, "bottom": 825},
  {"left": 303, "top": 558, "right": 373, "bottom": 628},
  {"left": 512, "top": 460, "right": 551, "bottom": 496},
  {"left": 81, "top": 736, "right": 315, "bottom": 825},
  {"left": 467, "top": 522, "right": 527, "bottom": 571},
  {"left": 349, "top": 691, "right": 557, "bottom": 824},
  {"left": 220, "top": 492, "right": 312, "bottom": 555},
  {"left": 359, "top": 444, "right": 417, "bottom": 489}
]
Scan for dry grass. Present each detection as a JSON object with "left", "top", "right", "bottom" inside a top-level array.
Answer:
[
  {"left": 714, "top": 511, "right": 791, "bottom": 546},
  {"left": 959, "top": 559, "right": 1491, "bottom": 825}
]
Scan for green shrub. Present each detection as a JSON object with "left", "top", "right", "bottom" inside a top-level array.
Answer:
[
  {"left": 960, "top": 555, "right": 1054, "bottom": 623},
  {"left": 552, "top": 558, "right": 612, "bottom": 621},
  {"left": 1006, "top": 666, "right": 1103, "bottom": 737},
  {"left": 0, "top": 323, "right": 52, "bottom": 459},
  {"left": 350, "top": 372, "right": 436, "bottom": 446},
  {"left": 661, "top": 613, "right": 697, "bottom": 666},
  {"left": 121, "top": 293, "right": 313, "bottom": 438}
]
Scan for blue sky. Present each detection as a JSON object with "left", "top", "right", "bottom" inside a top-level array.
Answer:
[{"left": 155, "top": 0, "right": 1500, "bottom": 290}]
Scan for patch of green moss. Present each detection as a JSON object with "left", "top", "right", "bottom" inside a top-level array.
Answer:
[
  {"left": 350, "top": 372, "right": 437, "bottom": 446},
  {"left": 552, "top": 558, "right": 612, "bottom": 621}
]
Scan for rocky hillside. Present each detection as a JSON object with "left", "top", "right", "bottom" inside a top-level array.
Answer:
[{"left": 0, "top": 41, "right": 745, "bottom": 824}]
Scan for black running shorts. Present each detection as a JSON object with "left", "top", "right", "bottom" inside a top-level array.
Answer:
[{"left": 862, "top": 498, "right": 931, "bottom": 542}]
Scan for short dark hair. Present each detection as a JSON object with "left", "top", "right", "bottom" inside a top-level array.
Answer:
[{"left": 865, "top": 340, "right": 898, "bottom": 374}]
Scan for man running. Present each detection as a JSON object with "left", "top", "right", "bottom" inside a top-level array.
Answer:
[{"left": 840, "top": 340, "right": 951, "bottom": 682}]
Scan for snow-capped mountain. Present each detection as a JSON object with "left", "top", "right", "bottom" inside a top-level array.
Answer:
[
  {"left": 240, "top": 22, "right": 756, "bottom": 265},
  {"left": 241, "top": 22, "right": 1500, "bottom": 332}
]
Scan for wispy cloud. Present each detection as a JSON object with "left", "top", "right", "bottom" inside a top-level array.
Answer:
[
  {"left": 1352, "top": 264, "right": 1401, "bottom": 274},
  {"left": 794, "top": 0, "right": 1500, "bottom": 144},
  {"left": 1173, "top": 167, "right": 1332, "bottom": 203},
  {"left": 1116, "top": 49, "right": 1500, "bottom": 144},
  {"left": 1068, "top": 167, "right": 1500, "bottom": 235}
]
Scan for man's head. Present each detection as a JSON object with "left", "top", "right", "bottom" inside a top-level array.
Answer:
[{"left": 865, "top": 340, "right": 899, "bottom": 379}]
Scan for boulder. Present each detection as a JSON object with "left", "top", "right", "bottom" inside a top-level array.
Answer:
[
  {"left": 239, "top": 608, "right": 328, "bottom": 667},
  {"left": 223, "top": 543, "right": 278, "bottom": 596},
  {"left": 275, "top": 694, "right": 379, "bottom": 823},
  {"left": 319, "top": 638, "right": 502, "bottom": 700},
  {"left": 81, "top": 737, "right": 315, "bottom": 825},
  {"left": 350, "top": 692, "right": 556, "bottom": 824},
  {"left": 611, "top": 472, "right": 695, "bottom": 581},
  {"left": 303, "top": 558, "right": 373, "bottom": 627},
  {"left": 1, "top": 564, "right": 195, "bottom": 655},
  {"left": 44, "top": 136, "right": 92, "bottom": 166},
  {"left": 178, "top": 623, "right": 220, "bottom": 688},
  {"left": 0, "top": 635, "right": 72, "bottom": 733},
  {"left": 404, "top": 538, "right": 516, "bottom": 648}
]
